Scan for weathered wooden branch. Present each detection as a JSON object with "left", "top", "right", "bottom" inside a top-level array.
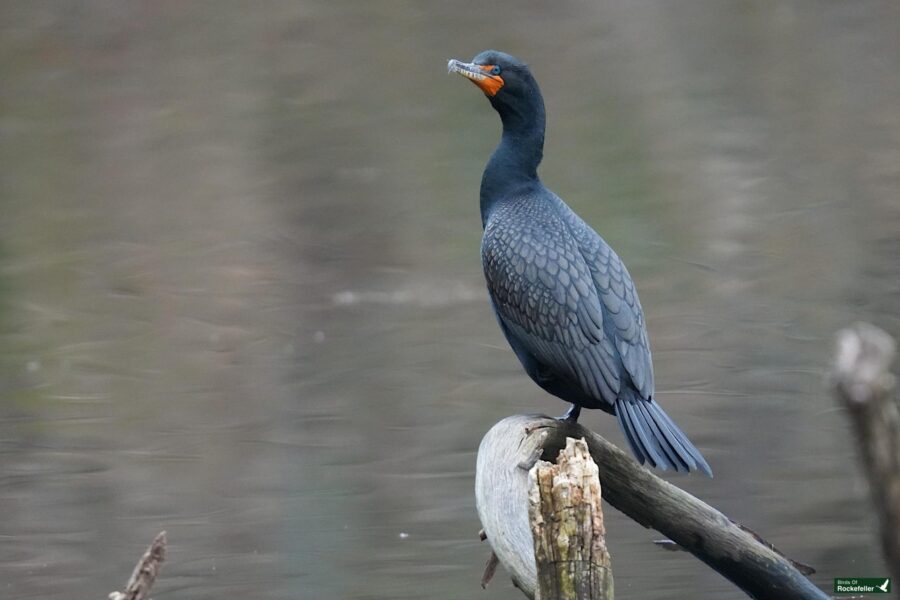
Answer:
[
  {"left": 476, "top": 415, "right": 827, "bottom": 600},
  {"left": 108, "top": 531, "right": 167, "bottom": 600},
  {"left": 529, "top": 437, "right": 613, "bottom": 599},
  {"left": 832, "top": 323, "right": 899, "bottom": 580}
]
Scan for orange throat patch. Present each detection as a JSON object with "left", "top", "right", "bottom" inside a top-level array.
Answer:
[{"left": 473, "top": 65, "right": 504, "bottom": 97}]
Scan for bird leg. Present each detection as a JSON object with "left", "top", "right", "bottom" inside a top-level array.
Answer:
[{"left": 559, "top": 404, "right": 581, "bottom": 423}]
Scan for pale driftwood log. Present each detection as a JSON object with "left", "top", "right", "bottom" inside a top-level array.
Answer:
[
  {"left": 529, "top": 437, "right": 613, "bottom": 599},
  {"left": 832, "top": 323, "right": 899, "bottom": 580},
  {"left": 108, "top": 531, "right": 166, "bottom": 600},
  {"left": 476, "top": 415, "right": 828, "bottom": 600}
]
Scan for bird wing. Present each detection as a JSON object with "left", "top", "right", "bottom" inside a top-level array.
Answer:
[
  {"left": 557, "top": 202, "right": 655, "bottom": 399},
  {"left": 482, "top": 198, "right": 623, "bottom": 405}
]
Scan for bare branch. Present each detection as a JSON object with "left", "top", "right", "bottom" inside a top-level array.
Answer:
[
  {"left": 832, "top": 323, "right": 899, "bottom": 579},
  {"left": 108, "top": 531, "right": 167, "bottom": 600}
]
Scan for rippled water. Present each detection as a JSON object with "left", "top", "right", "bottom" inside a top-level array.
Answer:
[{"left": 1, "top": 2, "right": 897, "bottom": 598}]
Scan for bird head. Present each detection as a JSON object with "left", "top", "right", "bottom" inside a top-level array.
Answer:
[{"left": 448, "top": 50, "right": 544, "bottom": 132}]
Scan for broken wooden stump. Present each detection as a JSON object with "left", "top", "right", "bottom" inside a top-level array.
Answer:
[{"left": 529, "top": 437, "right": 613, "bottom": 599}]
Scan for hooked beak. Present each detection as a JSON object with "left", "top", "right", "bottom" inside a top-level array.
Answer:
[{"left": 448, "top": 59, "right": 504, "bottom": 97}]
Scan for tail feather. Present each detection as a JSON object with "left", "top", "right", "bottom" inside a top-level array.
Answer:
[
  {"left": 615, "top": 397, "right": 713, "bottom": 477},
  {"left": 622, "top": 401, "right": 669, "bottom": 469},
  {"left": 651, "top": 400, "right": 713, "bottom": 477},
  {"left": 617, "top": 401, "right": 644, "bottom": 463},
  {"left": 635, "top": 401, "right": 691, "bottom": 472}
]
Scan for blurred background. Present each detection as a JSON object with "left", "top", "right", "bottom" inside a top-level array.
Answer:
[{"left": 1, "top": 1, "right": 898, "bottom": 598}]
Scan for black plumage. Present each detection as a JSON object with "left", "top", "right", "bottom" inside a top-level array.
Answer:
[{"left": 450, "top": 50, "right": 712, "bottom": 476}]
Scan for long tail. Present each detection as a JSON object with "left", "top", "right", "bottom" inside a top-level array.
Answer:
[{"left": 615, "top": 396, "right": 713, "bottom": 477}]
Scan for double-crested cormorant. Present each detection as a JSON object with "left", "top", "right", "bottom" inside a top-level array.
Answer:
[{"left": 449, "top": 50, "right": 712, "bottom": 476}]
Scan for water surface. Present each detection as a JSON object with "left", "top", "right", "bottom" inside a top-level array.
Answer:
[{"left": 1, "top": 1, "right": 898, "bottom": 598}]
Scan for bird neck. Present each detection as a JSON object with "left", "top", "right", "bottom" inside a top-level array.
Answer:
[{"left": 480, "top": 117, "right": 545, "bottom": 226}]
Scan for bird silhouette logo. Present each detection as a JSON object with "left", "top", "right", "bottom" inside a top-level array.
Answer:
[{"left": 877, "top": 579, "right": 890, "bottom": 592}]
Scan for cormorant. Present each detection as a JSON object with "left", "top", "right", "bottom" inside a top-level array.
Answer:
[{"left": 449, "top": 50, "right": 712, "bottom": 476}]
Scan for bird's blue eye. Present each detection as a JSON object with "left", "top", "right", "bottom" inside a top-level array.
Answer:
[{"left": 491, "top": 65, "right": 501, "bottom": 76}]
